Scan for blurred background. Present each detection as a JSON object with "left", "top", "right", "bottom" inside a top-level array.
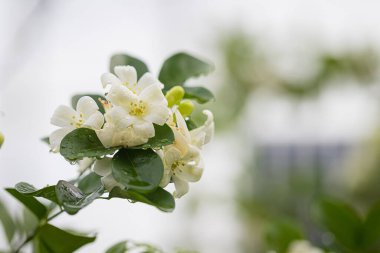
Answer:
[{"left": 2, "top": 0, "right": 380, "bottom": 252}]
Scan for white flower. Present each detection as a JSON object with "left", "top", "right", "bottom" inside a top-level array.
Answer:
[
  {"left": 77, "top": 157, "right": 95, "bottom": 173},
  {"left": 49, "top": 96, "right": 104, "bottom": 152},
  {"left": 159, "top": 110, "right": 214, "bottom": 198},
  {"left": 287, "top": 240, "right": 324, "bottom": 253},
  {"left": 93, "top": 157, "right": 123, "bottom": 191},
  {"left": 190, "top": 110, "right": 214, "bottom": 148},
  {"left": 97, "top": 66, "right": 170, "bottom": 148}
]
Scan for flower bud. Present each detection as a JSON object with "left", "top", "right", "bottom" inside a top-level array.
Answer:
[
  {"left": 178, "top": 99, "right": 194, "bottom": 117},
  {"left": 165, "top": 86, "right": 185, "bottom": 107},
  {"left": 0, "top": 131, "right": 4, "bottom": 148}
]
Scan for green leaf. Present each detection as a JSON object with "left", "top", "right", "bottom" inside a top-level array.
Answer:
[
  {"left": 185, "top": 118, "right": 198, "bottom": 131},
  {"left": 132, "top": 124, "right": 174, "bottom": 150},
  {"left": 0, "top": 198, "right": 16, "bottom": 243},
  {"left": 36, "top": 223, "right": 95, "bottom": 253},
  {"left": 105, "top": 241, "right": 127, "bottom": 253},
  {"left": 109, "top": 187, "right": 175, "bottom": 212},
  {"left": 112, "top": 149, "right": 164, "bottom": 192},
  {"left": 78, "top": 172, "right": 102, "bottom": 194},
  {"left": 41, "top": 137, "right": 49, "bottom": 145},
  {"left": 71, "top": 94, "right": 107, "bottom": 114},
  {"left": 56, "top": 180, "right": 103, "bottom": 215},
  {"left": 313, "top": 197, "right": 362, "bottom": 250},
  {"left": 183, "top": 87, "right": 215, "bottom": 104},
  {"left": 15, "top": 182, "right": 59, "bottom": 204},
  {"left": 362, "top": 202, "right": 380, "bottom": 250},
  {"left": 110, "top": 54, "right": 149, "bottom": 79},
  {"left": 60, "top": 128, "right": 118, "bottom": 161},
  {"left": 265, "top": 219, "right": 303, "bottom": 253},
  {"left": 159, "top": 52, "right": 214, "bottom": 90},
  {"left": 6, "top": 188, "right": 47, "bottom": 220}
]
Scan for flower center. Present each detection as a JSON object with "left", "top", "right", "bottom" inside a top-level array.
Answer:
[
  {"left": 70, "top": 113, "right": 85, "bottom": 128},
  {"left": 129, "top": 100, "right": 147, "bottom": 116},
  {"left": 171, "top": 160, "right": 185, "bottom": 175}
]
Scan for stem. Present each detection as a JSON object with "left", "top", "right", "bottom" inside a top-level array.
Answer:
[
  {"left": 47, "top": 210, "right": 64, "bottom": 222},
  {"left": 13, "top": 209, "right": 64, "bottom": 253}
]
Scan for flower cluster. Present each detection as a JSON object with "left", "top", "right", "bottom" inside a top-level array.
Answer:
[{"left": 49, "top": 65, "right": 214, "bottom": 199}]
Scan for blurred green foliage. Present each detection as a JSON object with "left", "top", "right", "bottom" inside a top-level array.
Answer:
[{"left": 216, "top": 30, "right": 380, "bottom": 253}]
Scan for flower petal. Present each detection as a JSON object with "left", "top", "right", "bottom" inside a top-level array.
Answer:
[
  {"left": 93, "top": 158, "right": 112, "bottom": 177},
  {"left": 78, "top": 158, "right": 95, "bottom": 173},
  {"left": 104, "top": 106, "right": 131, "bottom": 128},
  {"left": 139, "top": 83, "right": 167, "bottom": 105},
  {"left": 76, "top": 96, "right": 100, "bottom": 117},
  {"left": 114, "top": 66, "right": 137, "bottom": 86},
  {"left": 190, "top": 110, "right": 214, "bottom": 147},
  {"left": 143, "top": 105, "right": 170, "bottom": 126},
  {"left": 106, "top": 84, "right": 137, "bottom": 108},
  {"left": 137, "top": 73, "right": 160, "bottom": 91},
  {"left": 101, "top": 73, "right": 121, "bottom": 89},
  {"left": 176, "top": 164, "right": 203, "bottom": 182},
  {"left": 83, "top": 111, "right": 104, "bottom": 130},
  {"left": 173, "top": 176, "right": 189, "bottom": 198},
  {"left": 133, "top": 121, "right": 155, "bottom": 140},
  {"left": 175, "top": 110, "right": 190, "bottom": 141},
  {"left": 49, "top": 127, "right": 74, "bottom": 152},
  {"left": 96, "top": 123, "right": 115, "bottom": 148},
  {"left": 101, "top": 174, "right": 124, "bottom": 192},
  {"left": 50, "top": 105, "right": 77, "bottom": 127},
  {"left": 163, "top": 146, "right": 182, "bottom": 167},
  {"left": 159, "top": 169, "right": 172, "bottom": 188}
]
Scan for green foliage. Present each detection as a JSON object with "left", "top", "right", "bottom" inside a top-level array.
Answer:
[
  {"left": 60, "top": 128, "right": 118, "bottom": 161},
  {"left": 132, "top": 124, "right": 174, "bottom": 150},
  {"left": 110, "top": 54, "right": 149, "bottom": 79},
  {"left": 106, "top": 241, "right": 127, "bottom": 253},
  {"left": 362, "top": 202, "right": 380, "bottom": 251},
  {"left": 78, "top": 172, "right": 102, "bottom": 194},
  {"left": 40, "top": 137, "right": 49, "bottom": 145},
  {"left": 185, "top": 118, "right": 198, "bottom": 130},
  {"left": 15, "top": 182, "right": 59, "bottom": 204},
  {"left": 6, "top": 188, "right": 48, "bottom": 220},
  {"left": 110, "top": 187, "right": 175, "bottom": 212},
  {"left": 159, "top": 53, "right": 214, "bottom": 91},
  {"left": 71, "top": 94, "right": 107, "bottom": 114},
  {"left": 112, "top": 148, "right": 164, "bottom": 193},
  {"left": 183, "top": 87, "right": 215, "bottom": 104},
  {"left": 0, "top": 199, "right": 16, "bottom": 243},
  {"left": 265, "top": 219, "right": 304, "bottom": 253},
  {"left": 313, "top": 197, "right": 362, "bottom": 250},
  {"left": 56, "top": 180, "right": 103, "bottom": 215},
  {"left": 34, "top": 223, "right": 95, "bottom": 253},
  {"left": 105, "top": 240, "right": 165, "bottom": 253}
]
